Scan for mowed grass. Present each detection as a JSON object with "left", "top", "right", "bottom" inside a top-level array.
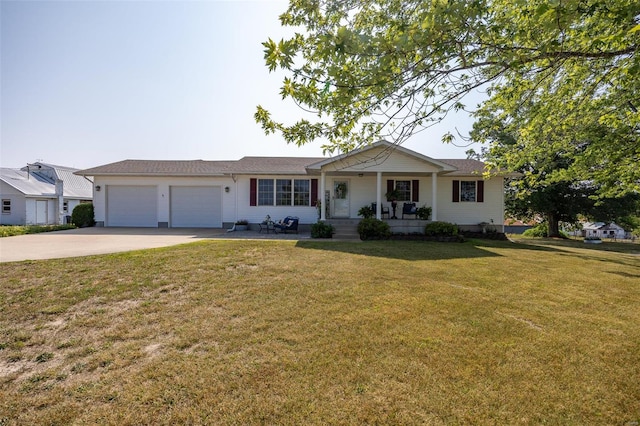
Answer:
[{"left": 1, "top": 238, "right": 639, "bottom": 425}]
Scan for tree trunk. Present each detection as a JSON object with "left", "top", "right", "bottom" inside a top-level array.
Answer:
[{"left": 547, "top": 213, "right": 561, "bottom": 237}]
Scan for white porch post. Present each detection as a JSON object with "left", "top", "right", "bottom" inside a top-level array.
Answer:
[
  {"left": 320, "top": 172, "right": 326, "bottom": 221},
  {"left": 431, "top": 172, "right": 438, "bottom": 221},
  {"left": 376, "top": 172, "right": 382, "bottom": 219}
]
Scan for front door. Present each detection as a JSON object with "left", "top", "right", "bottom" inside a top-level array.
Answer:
[{"left": 332, "top": 180, "right": 350, "bottom": 218}]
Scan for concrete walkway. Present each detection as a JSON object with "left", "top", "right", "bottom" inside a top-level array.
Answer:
[{"left": 0, "top": 227, "right": 312, "bottom": 263}]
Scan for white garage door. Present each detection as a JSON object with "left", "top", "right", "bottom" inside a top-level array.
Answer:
[
  {"left": 170, "top": 186, "right": 222, "bottom": 228},
  {"left": 107, "top": 186, "right": 157, "bottom": 227}
]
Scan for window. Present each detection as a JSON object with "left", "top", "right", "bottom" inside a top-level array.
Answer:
[
  {"left": 253, "top": 178, "right": 315, "bottom": 206},
  {"left": 258, "top": 179, "right": 274, "bottom": 206},
  {"left": 2, "top": 199, "right": 10, "bottom": 214},
  {"left": 460, "top": 181, "right": 476, "bottom": 202},
  {"left": 452, "top": 180, "right": 484, "bottom": 203},
  {"left": 293, "top": 179, "right": 310, "bottom": 206},
  {"left": 387, "top": 179, "right": 419, "bottom": 202},
  {"left": 395, "top": 180, "right": 411, "bottom": 202},
  {"left": 276, "top": 179, "right": 292, "bottom": 206}
]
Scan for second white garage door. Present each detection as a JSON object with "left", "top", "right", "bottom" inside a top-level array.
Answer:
[
  {"left": 107, "top": 185, "right": 157, "bottom": 227},
  {"left": 170, "top": 186, "right": 222, "bottom": 228}
]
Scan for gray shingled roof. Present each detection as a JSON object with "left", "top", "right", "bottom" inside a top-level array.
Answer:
[
  {"left": 439, "top": 159, "right": 487, "bottom": 176},
  {"left": 76, "top": 160, "right": 236, "bottom": 176},
  {"left": 75, "top": 155, "right": 487, "bottom": 177},
  {"left": 232, "top": 157, "right": 325, "bottom": 174}
]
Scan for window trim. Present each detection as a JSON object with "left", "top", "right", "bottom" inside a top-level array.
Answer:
[
  {"left": 251, "top": 178, "right": 316, "bottom": 207},
  {"left": 2, "top": 199, "right": 10, "bottom": 214},
  {"left": 386, "top": 179, "right": 420, "bottom": 202},
  {"left": 452, "top": 180, "right": 484, "bottom": 203}
]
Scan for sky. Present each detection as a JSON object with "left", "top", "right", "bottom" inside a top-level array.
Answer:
[{"left": 1, "top": 0, "right": 476, "bottom": 170}]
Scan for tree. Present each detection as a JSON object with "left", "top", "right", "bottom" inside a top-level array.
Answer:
[
  {"left": 256, "top": 0, "right": 639, "bottom": 192},
  {"left": 470, "top": 103, "right": 639, "bottom": 237}
]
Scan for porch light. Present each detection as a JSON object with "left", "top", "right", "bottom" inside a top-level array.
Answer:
[
  {"left": 95, "top": 185, "right": 101, "bottom": 191},
  {"left": 224, "top": 186, "right": 230, "bottom": 193}
]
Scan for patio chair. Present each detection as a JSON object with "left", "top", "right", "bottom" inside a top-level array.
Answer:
[
  {"left": 402, "top": 202, "right": 418, "bottom": 219},
  {"left": 274, "top": 216, "right": 299, "bottom": 234},
  {"left": 371, "top": 202, "right": 390, "bottom": 218}
]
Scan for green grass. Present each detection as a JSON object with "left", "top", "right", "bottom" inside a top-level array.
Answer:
[
  {"left": 1, "top": 238, "right": 639, "bottom": 424},
  {"left": 0, "top": 224, "right": 76, "bottom": 238}
]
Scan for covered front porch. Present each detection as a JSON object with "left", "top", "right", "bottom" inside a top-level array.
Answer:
[{"left": 307, "top": 142, "right": 458, "bottom": 223}]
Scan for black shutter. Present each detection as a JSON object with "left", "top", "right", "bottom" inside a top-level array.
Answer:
[
  {"left": 311, "top": 179, "right": 318, "bottom": 206},
  {"left": 250, "top": 178, "right": 257, "bottom": 206},
  {"left": 477, "top": 180, "right": 484, "bottom": 203},
  {"left": 412, "top": 180, "right": 419, "bottom": 202},
  {"left": 452, "top": 180, "right": 459, "bottom": 202}
]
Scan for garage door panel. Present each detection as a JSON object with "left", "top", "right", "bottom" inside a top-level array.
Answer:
[
  {"left": 107, "top": 186, "right": 157, "bottom": 227},
  {"left": 170, "top": 186, "right": 221, "bottom": 228}
]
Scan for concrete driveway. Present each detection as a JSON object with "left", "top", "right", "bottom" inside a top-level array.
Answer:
[
  {"left": 0, "top": 227, "right": 312, "bottom": 263},
  {"left": 0, "top": 227, "right": 228, "bottom": 263}
]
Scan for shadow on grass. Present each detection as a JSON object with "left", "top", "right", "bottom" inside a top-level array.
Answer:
[
  {"left": 294, "top": 238, "right": 565, "bottom": 261},
  {"left": 509, "top": 237, "right": 640, "bottom": 268}
]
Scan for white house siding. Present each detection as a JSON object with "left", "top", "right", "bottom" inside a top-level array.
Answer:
[
  {"left": 0, "top": 181, "right": 27, "bottom": 225},
  {"left": 92, "top": 176, "right": 236, "bottom": 227},
  {"left": 437, "top": 176, "right": 505, "bottom": 230}
]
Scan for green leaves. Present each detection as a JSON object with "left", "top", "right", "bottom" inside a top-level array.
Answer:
[{"left": 256, "top": 0, "right": 639, "bottom": 169}]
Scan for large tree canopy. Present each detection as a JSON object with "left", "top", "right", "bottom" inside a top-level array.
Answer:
[{"left": 256, "top": 0, "right": 639, "bottom": 193}]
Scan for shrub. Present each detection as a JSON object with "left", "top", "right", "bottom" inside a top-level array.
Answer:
[
  {"left": 424, "top": 221, "right": 458, "bottom": 236},
  {"left": 71, "top": 203, "right": 95, "bottom": 228},
  {"left": 357, "top": 205, "right": 375, "bottom": 219},
  {"left": 522, "top": 223, "right": 569, "bottom": 238},
  {"left": 523, "top": 224, "right": 547, "bottom": 237},
  {"left": 416, "top": 205, "right": 432, "bottom": 220},
  {"left": 311, "top": 222, "right": 335, "bottom": 238},
  {"left": 357, "top": 218, "right": 391, "bottom": 240}
]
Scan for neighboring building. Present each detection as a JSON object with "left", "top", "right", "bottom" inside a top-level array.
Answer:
[
  {"left": 75, "top": 140, "right": 509, "bottom": 231},
  {"left": 504, "top": 218, "right": 536, "bottom": 234},
  {"left": 581, "top": 222, "right": 627, "bottom": 239},
  {"left": 0, "top": 162, "right": 93, "bottom": 225}
]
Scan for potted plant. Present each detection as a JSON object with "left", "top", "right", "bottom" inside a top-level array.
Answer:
[
  {"left": 235, "top": 219, "right": 249, "bottom": 231},
  {"left": 416, "top": 205, "right": 432, "bottom": 220},
  {"left": 358, "top": 204, "right": 375, "bottom": 219},
  {"left": 385, "top": 189, "right": 401, "bottom": 219}
]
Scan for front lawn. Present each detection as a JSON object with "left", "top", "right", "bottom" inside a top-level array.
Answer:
[{"left": 1, "top": 238, "right": 638, "bottom": 424}]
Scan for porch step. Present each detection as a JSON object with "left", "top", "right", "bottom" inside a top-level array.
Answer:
[{"left": 326, "top": 219, "right": 360, "bottom": 240}]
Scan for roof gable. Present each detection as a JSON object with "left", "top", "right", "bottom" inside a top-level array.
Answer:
[{"left": 306, "top": 140, "right": 458, "bottom": 173}]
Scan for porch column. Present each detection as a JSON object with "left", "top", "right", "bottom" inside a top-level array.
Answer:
[
  {"left": 431, "top": 172, "right": 438, "bottom": 221},
  {"left": 376, "top": 172, "right": 382, "bottom": 219},
  {"left": 320, "top": 172, "right": 326, "bottom": 221}
]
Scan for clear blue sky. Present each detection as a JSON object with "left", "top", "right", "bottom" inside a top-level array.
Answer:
[{"left": 1, "top": 0, "right": 473, "bottom": 170}]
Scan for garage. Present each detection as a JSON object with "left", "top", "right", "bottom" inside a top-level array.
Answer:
[
  {"left": 106, "top": 185, "right": 157, "bottom": 227},
  {"left": 170, "top": 186, "right": 221, "bottom": 228}
]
